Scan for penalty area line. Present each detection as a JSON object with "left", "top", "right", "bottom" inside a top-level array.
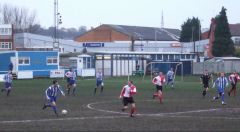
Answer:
[{"left": 86, "top": 101, "right": 240, "bottom": 120}]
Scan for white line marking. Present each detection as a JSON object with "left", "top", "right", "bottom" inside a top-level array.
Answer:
[
  {"left": 86, "top": 100, "right": 240, "bottom": 117},
  {"left": 1, "top": 100, "right": 240, "bottom": 124}
]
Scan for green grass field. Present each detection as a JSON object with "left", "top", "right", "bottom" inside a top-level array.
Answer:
[{"left": 0, "top": 75, "right": 240, "bottom": 131}]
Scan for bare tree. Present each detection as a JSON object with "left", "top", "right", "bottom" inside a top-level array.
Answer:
[{"left": 0, "top": 4, "right": 38, "bottom": 33}]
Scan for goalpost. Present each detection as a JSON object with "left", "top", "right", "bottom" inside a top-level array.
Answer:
[{"left": 142, "top": 61, "right": 183, "bottom": 81}]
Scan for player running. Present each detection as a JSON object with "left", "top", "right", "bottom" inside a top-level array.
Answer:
[
  {"left": 1, "top": 70, "right": 13, "bottom": 96},
  {"left": 119, "top": 81, "right": 137, "bottom": 117},
  {"left": 42, "top": 80, "right": 65, "bottom": 116},
  {"left": 94, "top": 70, "right": 104, "bottom": 95},
  {"left": 200, "top": 70, "right": 211, "bottom": 97},
  {"left": 212, "top": 72, "right": 228, "bottom": 105},
  {"left": 65, "top": 68, "right": 77, "bottom": 96},
  {"left": 228, "top": 72, "right": 240, "bottom": 96},
  {"left": 152, "top": 72, "right": 166, "bottom": 104},
  {"left": 166, "top": 68, "right": 174, "bottom": 89}
]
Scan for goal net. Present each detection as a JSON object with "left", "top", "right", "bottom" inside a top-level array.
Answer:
[{"left": 142, "top": 61, "right": 183, "bottom": 82}]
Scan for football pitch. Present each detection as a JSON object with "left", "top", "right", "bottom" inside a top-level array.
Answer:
[{"left": 0, "top": 75, "right": 240, "bottom": 131}]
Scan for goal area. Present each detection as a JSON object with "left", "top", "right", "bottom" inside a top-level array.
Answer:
[{"left": 142, "top": 61, "right": 183, "bottom": 81}]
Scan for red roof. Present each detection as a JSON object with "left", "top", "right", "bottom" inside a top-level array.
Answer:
[
  {"left": 229, "top": 24, "right": 240, "bottom": 36},
  {"left": 201, "top": 23, "right": 240, "bottom": 39}
]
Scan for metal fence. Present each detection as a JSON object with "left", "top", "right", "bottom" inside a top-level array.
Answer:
[{"left": 193, "top": 61, "right": 240, "bottom": 74}]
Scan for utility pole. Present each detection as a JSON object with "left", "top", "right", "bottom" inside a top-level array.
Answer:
[
  {"left": 192, "top": 26, "right": 195, "bottom": 53},
  {"left": 53, "top": 0, "right": 62, "bottom": 51},
  {"left": 161, "top": 10, "right": 164, "bottom": 28}
]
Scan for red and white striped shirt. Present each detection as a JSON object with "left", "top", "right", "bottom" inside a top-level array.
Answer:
[
  {"left": 120, "top": 84, "right": 137, "bottom": 98},
  {"left": 229, "top": 73, "right": 240, "bottom": 85},
  {"left": 152, "top": 75, "right": 166, "bottom": 86}
]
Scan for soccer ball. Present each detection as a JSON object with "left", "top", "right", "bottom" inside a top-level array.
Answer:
[{"left": 61, "top": 109, "right": 68, "bottom": 115}]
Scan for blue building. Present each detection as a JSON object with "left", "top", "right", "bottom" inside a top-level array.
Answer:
[{"left": 0, "top": 51, "right": 59, "bottom": 77}]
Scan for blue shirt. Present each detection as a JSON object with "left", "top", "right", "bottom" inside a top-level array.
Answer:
[
  {"left": 96, "top": 72, "right": 103, "bottom": 81},
  {"left": 69, "top": 71, "right": 77, "bottom": 81},
  {"left": 4, "top": 73, "right": 13, "bottom": 83},
  {"left": 213, "top": 77, "right": 228, "bottom": 90},
  {"left": 167, "top": 70, "right": 174, "bottom": 80},
  {"left": 45, "top": 85, "right": 65, "bottom": 99}
]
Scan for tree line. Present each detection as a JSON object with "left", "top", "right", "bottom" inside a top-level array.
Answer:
[
  {"left": 0, "top": 3, "right": 87, "bottom": 40},
  {"left": 180, "top": 7, "right": 235, "bottom": 57}
]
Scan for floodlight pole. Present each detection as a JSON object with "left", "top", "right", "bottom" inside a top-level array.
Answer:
[{"left": 53, "top": 0, "right": 62, "bottom": 51}]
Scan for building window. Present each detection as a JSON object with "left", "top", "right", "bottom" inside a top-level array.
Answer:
[
  {"left": 83, "top": 57, "right": 92, "bottom": 69},
  {"left": 169, "top": 54, "right": 174, "bottom": 60},
  {"left": 151, "top": 55, "right": 156, "bottom": 60},
  {"left": 47, "top": 57, "right": 58, "bottom": 65},
  {"left": 186, "top": 54, "right": 191, "bottom": 59},
  {"left": 18, "top": 57, "right": 30, "bottom": 65},
  {"left": 69, "top": 60, "right": 77, "bottom": 69},
  {"left": 157, "top": 54, "right": 162, "bottom": 60},
  {"left": 181, "top": 54, "right": 185, "bottom": 59},
  {"left": 0, "top": 42, "right": 12, "bottom": 49},
  {"left": 163, "top": 54, "right": 168, "bottom": 61},
  {"left": 175, "top": 54, "right": 180, "bottom": 60},
  {"left": 235, "top": 38, "right": 240, "bottom": 45}
]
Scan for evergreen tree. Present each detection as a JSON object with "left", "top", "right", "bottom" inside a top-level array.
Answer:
[
  {"left": 212, "top": 7, "right": 235, "bottom": 57},
  {"left": 180, "top": 17, "right": 201, "bottom": 42}
]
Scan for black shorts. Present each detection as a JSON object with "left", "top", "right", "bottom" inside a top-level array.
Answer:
[
  {"left": 123, "top": 97, "right": 134, "bottom": 106},
  {"left": 203, "top": 83, "right": 209, "bottom": 88},
  {"left": 231, "top": 83, "right": 237, "bottom": 89},
  {"left": 156, "top": 85, "right": 163, "bottom": 92}
]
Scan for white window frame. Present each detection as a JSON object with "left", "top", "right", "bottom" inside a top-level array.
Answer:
[
  {"left": 46, "top": 56, "right": 58, "bottom": 65},
  {"left": 18, "top": 57, "right": 30, "bottom": 65},
  {"left": 0, "top": 42, "right": 12, "bottom": 49}
]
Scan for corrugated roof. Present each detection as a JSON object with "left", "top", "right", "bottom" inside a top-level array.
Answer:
[{"left": 105, "top": 24, "right": 180, "bottom": 41}]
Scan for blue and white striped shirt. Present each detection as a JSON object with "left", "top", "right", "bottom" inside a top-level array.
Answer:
[
  {"left": 69, "top": 71, "right": 77, "bottom": 81},
  {"left": 96, "top": 72, "right": 103, "bottom": 81},
  {"left": 45, "top": 85, "right": 65, "bottom": 99},
  {"left": 213, "top": 77, "right": 228, "bottom": 90},
  {"left": 4, "top": 73, "right": 13, "bottom": 83},
  {"left": 167, "top": 70, "right": 174, "bottom": 80}
]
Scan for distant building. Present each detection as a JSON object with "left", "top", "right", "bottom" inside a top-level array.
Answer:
[
  {"left": 0, "top": 24, "right": 14, "bottom": 51},
  {"left": 75, "top": 24, "right": 180, "bottom": 42},
  {"left": 14, "top": 33, "right": 83, "bottom": 53},
  {"left": 74, "top": 24, "right": 181, "bottom": 51},
  {"left": 0, "top": 50, "right": 59, "bottom": 77},
  {"left": 201, "top": 18, "right": 240, "bottom": 57}
]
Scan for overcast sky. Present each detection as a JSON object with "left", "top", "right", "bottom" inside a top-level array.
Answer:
[{"left": 0, "top": 0, "right": 239, "bottom": 29}]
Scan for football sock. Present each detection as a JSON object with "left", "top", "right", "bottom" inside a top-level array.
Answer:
[
  {"left": 7, "top": 90, "right": 11, "bottom": 96},
  {"left": 94, "top": 88, "right": 97, "bottom": 95},
  {"left": 72, "top": 87, "right": 76, "bottom": 95},
  {"left": 100, "top": 86, "right": 103, "bottom": 93},
  {"left": 221, "top": 93, "right": 225, "bottom": 102},
  {"left": 52, "top": 106, "right": 57, "bottom": 114},
  {"left": 213, "top": 96, "right": 219, "bottom": 100},
  {"left": 130, "top": 107, "right": 136, "bottom": 115},
  {"left": 202, "top": 90, "right": 206, "bottom": 96},
  {"left": 159, "top": 95, "right": 163, "bottom": 103},
  {"left": 42, "top": 103, "right": 51, "bottom": 110},
  {"left": 67, "top": 88, "right": 70, "bottom": 95},
  {"left": 153, "top": 93, "right": 158, "bottom": 97}
]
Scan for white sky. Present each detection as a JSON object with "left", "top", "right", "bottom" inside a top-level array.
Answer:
[{"left": 0, "top": 0, "right": 239, "bottom": 29}]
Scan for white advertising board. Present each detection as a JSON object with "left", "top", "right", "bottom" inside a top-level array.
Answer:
[
  {"left": 17, "top": 71, "right": 33, "bottom": 79},
  {"left": 0, "top": 74, "right": 4, "bottom": 82},
  {"left": 50, "top": 70, "right": 65, "bottom": 78},
  {"left": 77, "top": 69, "right": 95, "bottom": 77}
]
